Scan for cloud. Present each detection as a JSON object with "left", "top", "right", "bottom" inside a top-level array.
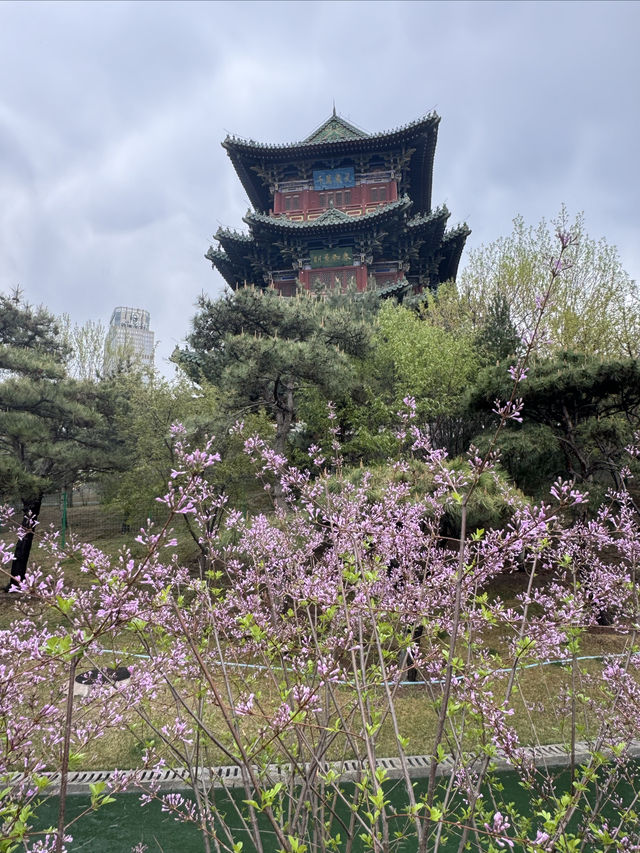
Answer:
[{"left": 0, "top": 0, "right": 638, "bottom": 374}]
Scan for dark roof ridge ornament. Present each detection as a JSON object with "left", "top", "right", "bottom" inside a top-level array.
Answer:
[{"left": 222, "top": 112, "right": 440, "bottom": 153}]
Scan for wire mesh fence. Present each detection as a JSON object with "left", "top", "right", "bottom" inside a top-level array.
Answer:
[
  {"left": 41, "top": 502, "right": 169, "bottom": 541},
  {"left": 2, "top": 493, "right": 169, "bottom": 545}
]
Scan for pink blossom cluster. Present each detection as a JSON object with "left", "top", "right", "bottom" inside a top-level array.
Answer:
[{"left": 2, "top": 378, "right": 640, "bottom": 850}]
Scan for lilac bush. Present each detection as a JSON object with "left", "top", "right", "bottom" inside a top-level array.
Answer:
[{"left": 2, "top": 410, "right": 639, "bottom": 853}]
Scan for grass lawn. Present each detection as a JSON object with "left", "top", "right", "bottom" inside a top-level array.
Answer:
[{"left": 1, "top": 520, "right": 638, "bottom": 773}]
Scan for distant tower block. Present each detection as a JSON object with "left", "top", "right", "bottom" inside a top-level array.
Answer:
[{"left": 103, "top": 306, "right": 155, "bottom": 375}]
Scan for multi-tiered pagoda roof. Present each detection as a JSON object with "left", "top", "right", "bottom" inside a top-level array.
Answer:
[{"left": 207, "top": 110, "right": 469, "bottom": 297}]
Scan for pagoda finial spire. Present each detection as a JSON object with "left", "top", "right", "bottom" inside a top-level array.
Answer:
[{"left": 332, "top": 100, "right": 336, "bottom": 117}]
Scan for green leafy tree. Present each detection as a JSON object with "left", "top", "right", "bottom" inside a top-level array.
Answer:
[
  {"left": 373, "top": 299, "right": 479, "bottom": 453},
  {"left": 294, "top": 284, "right": 483, "bottom": 467},
  {"left": 100, "top": 373, "right": 273, "bottom": 542},
  {"left": 458, "top": 207, "right": 640, "bottom": 358},
  {"left": 58, "top": 314, "right": 107, "bottom": 381},
  {"left": 291, "top": 364, "right": 397, "bottom": 470},
  {"left": 176, "top": 287, "right": 372, "bottom": 473},
  {"left": 374, "top": 300, "right": 478, "bottom": 414},
  {"left": 0, "top": 292, "right": 125, "bottom": 585},
  {"left": 404, "top": 279, "right": 476, "bottom": 336}
]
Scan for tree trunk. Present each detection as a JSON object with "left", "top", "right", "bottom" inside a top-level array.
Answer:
[
  {"left": 406, "top": 624, "right": 424, "bottom": 682},
  {"left": 273, "top": 386, "right": 294, "bottom": 509},
  {"left": 274, "top": 407, "right": 293, "bottom": 457},
  {"left": 6, "top": 496, "right": 42, "bottom": 590}
]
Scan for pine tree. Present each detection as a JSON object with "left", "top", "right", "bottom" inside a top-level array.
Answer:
[
  {"left": 466, "top": 352, "right": 640, "bottom": 493},
  {"left": 475, "top": 293, "right": 521, "bottom": 364},
  {"left": 175, "top": 287, "right": 372, "bottom": 502},
  {"left": 0, "top": 292, "right": 122, "bottom": 587}
]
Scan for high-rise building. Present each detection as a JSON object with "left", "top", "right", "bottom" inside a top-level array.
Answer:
[
  {"left": 207, "top": 109, "right": 469, "bottom": 298},
  {"left": 103, "top": 306, "right": 154, "bottom": 375}
]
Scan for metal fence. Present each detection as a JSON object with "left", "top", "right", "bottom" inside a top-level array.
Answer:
[{"left": 3, "top": 495, "right": 168, "bottom": 545}]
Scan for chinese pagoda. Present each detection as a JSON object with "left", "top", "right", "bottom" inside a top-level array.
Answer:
[{"left": 206, "top": 109, "right": 469, "bottom": 298}]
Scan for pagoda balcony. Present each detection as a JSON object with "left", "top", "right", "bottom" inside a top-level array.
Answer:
[
  {"left": 273, "top": 181, "right": 399, "bottom": 218},
  {"left": 296, "top": 265, "right": 404, "bottom": 294},
  {"left": 298, "top": 265, "right": 368, "bottom": 293},
  {"left": 266, "top": 262, "right": 405, "bottom": 295}
]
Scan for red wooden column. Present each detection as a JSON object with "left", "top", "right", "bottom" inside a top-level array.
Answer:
[
  {"left": 356, "top": 265, "right": 368, "bottom": 291},
  {"left": 298, "top": 270, "right": 310, "bottom": 290}
]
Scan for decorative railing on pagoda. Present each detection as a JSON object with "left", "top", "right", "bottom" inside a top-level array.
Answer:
[
  {"left": 369, "top": 268, "right": 405, "bottom": 290},
  {"left": 273, "top": 179, "right": 398, "bottom": 218},
  {"left": 292, "top": 266, "right": 405, "bottom": 294},
  {"left": 297, "top": 266, "right": 367, "bottom": 292}
]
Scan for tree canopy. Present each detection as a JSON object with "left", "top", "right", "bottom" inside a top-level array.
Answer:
[
  {"left": 457, "top": 207, "right": 640, "bottom": 358},
  {"left": 466, "top": 351, "right": 640, "bottom": 494},
  {"left": 99, "top": 372, "right": 273, "bottom": 537},
  {"left": 58, "top": 314, "right": 107, "bottom": 381},
  {"left": 374, "top": 299, "right": 479, "bottom": 419},
  {"left": 176, "top": 287, "right": 372, "bottom": 458},
  {"left": 0, "top": 292, "right": 126, "bottom": 584}
]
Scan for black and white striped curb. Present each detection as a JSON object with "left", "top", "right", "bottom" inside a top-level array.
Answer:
[{"left": 17, "top": 740, "right": 640, "bottom": 795}]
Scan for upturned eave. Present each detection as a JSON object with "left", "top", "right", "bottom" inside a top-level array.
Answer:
[
  {"left": 222, "top": 113, "right": 440, "bottom": 214},
  {"left": 438, "top": 224, "right": 471, "bottom": 282},
  {"left": 244, "top": 196, "right": 413, "bottom": 236}
]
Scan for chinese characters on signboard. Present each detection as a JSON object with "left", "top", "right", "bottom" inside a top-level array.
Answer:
[
  {"left": 312, "top": 167, "right": 355, "bottom": 190},
  {"left": 310, "top": 248, "right": 353, "bottom": 268}
]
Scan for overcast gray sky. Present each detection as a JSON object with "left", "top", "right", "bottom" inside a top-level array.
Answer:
[{"left": 1, "top": 0, "right": 638, "bottom": 374}]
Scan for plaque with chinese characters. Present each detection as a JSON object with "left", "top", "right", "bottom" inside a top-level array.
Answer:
[
  {"left": 310, "top": 248, "right": 353, "bottom": 268},
  {"left": 312, "top": 167, "right": 355, "bottom": 190}
]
